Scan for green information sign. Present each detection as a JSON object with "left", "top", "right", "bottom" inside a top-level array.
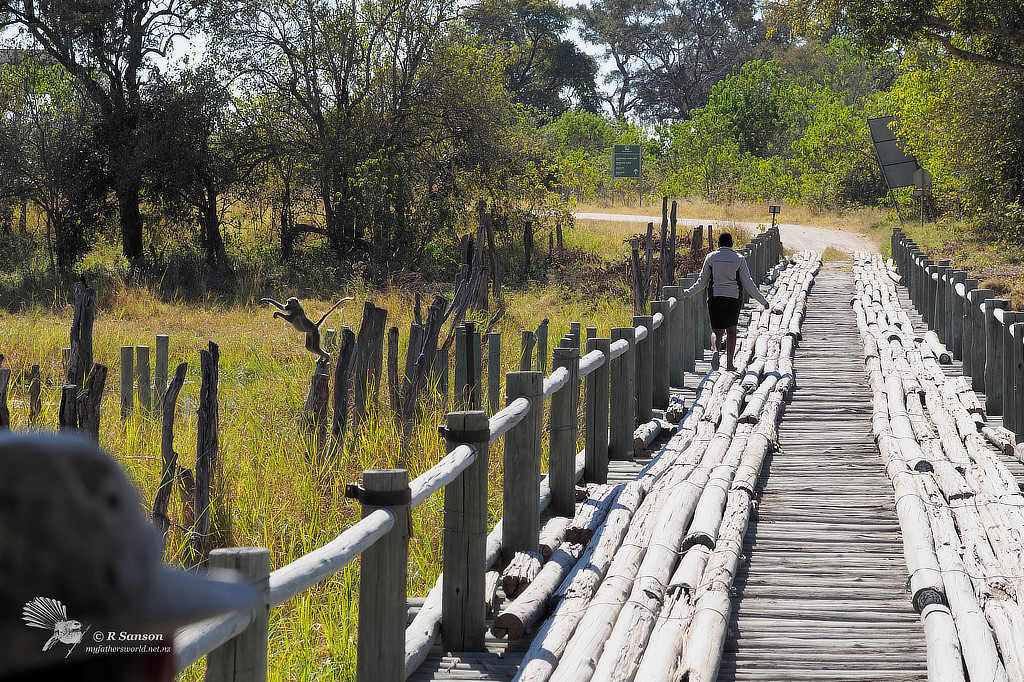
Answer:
[{"left": 612, "top": 145, "right": 642, "bottom": 178}]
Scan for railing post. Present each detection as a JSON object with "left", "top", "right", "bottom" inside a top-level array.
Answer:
[
  {"left": 650, "top": 301, "right": 670, "bottom": 409},
  {"left": 569, "top": 322, "right": 582, "bottom": 351},
  {"left": 503, "top": 371, "right": 544, "bottom": 564},
  {"left": 487, "top": 332, "right": 501, "bottom": 415},
  {"left": 984, "top": 299, "right": 1010, "bottom": 414},
  {"left": 680, "top": 276, "right": 696, "bottom": 374},
  {"left": 932, "top": 264, "right": 950, "bottom": 341},
  {"left": 1013, "top": 323, "right": 1024, "bottom": 439},
  {"left": 441, "top": 411, "right": 489, "bottom": 651},
  {"left": 120, "top": 345, "right": 134, "bottom": 420},
  {"left": 357, "top": 468, "right": 409, "bottom": 682},
  {"left": 951, "top": 274, "right": 969, "bottom": 360},
  {"left": 663, "top": 286, "right": 684, "bottom": 387},
  {"left": 633, "top": 315, "right": 654, "bottom": 424},
  {"left": 206, "top": 547, "right": 271, "bottom": 682},
  {"left": 155, "top": 334, "right": 169, "bottom": 419},
  {"left": 966, "top": 288, "right": 993, "bottom": 382},
  {"left": 550, "top": 347, "right": 580, "bottom": 517},
  {"left": 946, "top": 270, "right": 962, "bottom": 347},
  {"left": 609, "top": 328, "right": 635, "bottom": 461},
  {"left": 584, "top": 338, "right": 610, "bottom": 484},
  {"left": 1001, "top": 312, "right": 1023, "bottom": 428}
]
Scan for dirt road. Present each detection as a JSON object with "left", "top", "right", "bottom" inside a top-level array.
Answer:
[{"left": 575, "top": 212, "right": 878, "bottom": 255}]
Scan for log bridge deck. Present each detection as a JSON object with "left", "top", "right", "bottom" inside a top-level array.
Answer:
[{"left": 409, "top": 263, "right": 1024, "bottom": 682}]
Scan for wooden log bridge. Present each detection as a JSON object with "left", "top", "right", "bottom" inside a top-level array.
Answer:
[{"left": 171, "top": 226, "right": 1024, "bottom": 682}]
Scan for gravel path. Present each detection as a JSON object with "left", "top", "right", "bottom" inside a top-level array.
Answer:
[{"left": 574, "top": 212, "right": 878, "bottom": 255}]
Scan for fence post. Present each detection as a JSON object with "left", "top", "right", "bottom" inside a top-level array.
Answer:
[
  {"left": 1001, "top": 312, "right": 1023, "bottom": 428},
  {"left": 0, "top": 367, "right": 9, "bottom": 429},
  {"left": 441, "top": 411, "right": 489, "bottom": 651},
  {"left": 136, "top": 345, "right": 151, "bottom": 412},
  {"left": 984, "top": 299, "right": 1010, "bottom": 414},
  {"left": 633, "top": 315, "right": 654, "bottom": 424},
  {"left": 155, "top": 334, "right": 169, "bottom": 419},
  {"left": 120, "top": 346, "right": 134, "bottom": 420},
  {"left": 550, "top": 347, "right": 580, "bottom": 517},
  {"left": 680, "top": 276, "right": 697, "bottom": 373},
  {"left": 650, "top": 301, "right": 670, "bottom": 409},
  {"left": 932, "top": 264, "right": 950, "bottom": 341},
  {"left": 537, "top": 320, "right": 548, "bottom": 375},
  {"left": 569, "top": 322, "right": 581, "bottom": 351},
  {"left": 357, "top": 468, "right": 409, "bottom": 682},
  {"left": 487, "top": 332, "right": 501, "bottom": 414},
  {"left": 584, "top": 338, "right": 610, "bottom": 484},
  {"left": 663, "top": 286, "right": 684, "bottom": 387},
  {"left": 520, "top": 330, "right": 535, "bottom": 371},
  {"left": 609, "top": 328, "right": 635, "bottom": 461},
  {"left": 502, "top": 371, "right": 544, "bottom": 564},
  {"left": 1014, "top": 323, "right": 1024, "bottom": 439},
  {"left": 951, "top": 274, "right": 969, "bottom": 360},
  {"left": 206, "top": 547, "right": 271, "bottom": 682},
  {"left": 945, "top": 270, "right": 961, "bottom": 347},
  {"left": 966, "top": 289, "right": 994, "bottom": 383}
]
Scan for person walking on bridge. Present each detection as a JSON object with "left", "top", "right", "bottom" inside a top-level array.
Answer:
[{"left": 683, "top": 232, "right": 769, "bottom": 372}]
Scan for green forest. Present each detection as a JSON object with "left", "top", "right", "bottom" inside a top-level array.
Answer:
[{"left": 0, "top": 0, "right": 1022, "bottom": 300}]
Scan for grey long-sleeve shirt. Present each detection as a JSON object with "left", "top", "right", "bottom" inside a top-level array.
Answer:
[{"left": 683, "top": 247, "right": 770, "bottom": 307}]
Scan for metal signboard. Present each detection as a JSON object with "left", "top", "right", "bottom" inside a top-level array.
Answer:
[
  {"left": 868, "top": 116, "right": 919, "bottom": 189},
  {"left": 612, "top": 145, "right": 642, "bottom": 178}
]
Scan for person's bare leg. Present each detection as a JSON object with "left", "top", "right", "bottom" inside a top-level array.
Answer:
[
  {"left": 726, "top": 325, "right": 738, "bottom": 371},
  {"left": 711, "top": 328, "right": 725, "bottom": 369}
]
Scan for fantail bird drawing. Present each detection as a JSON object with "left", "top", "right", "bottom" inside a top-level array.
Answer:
[{"left": 22, "top": 597, "right": 85, "bottom": 657}]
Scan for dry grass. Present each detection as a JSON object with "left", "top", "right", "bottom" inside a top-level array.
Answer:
[{"left": 0, "top": 278, "right": 632, "bottom": 680}]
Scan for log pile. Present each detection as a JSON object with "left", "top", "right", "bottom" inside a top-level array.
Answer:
[
  {"left": 489, "top": 250, "right": 822, "bottom": 682},
  {"left": 853, "top": 252, "right": 1024, "bottom": 682}
]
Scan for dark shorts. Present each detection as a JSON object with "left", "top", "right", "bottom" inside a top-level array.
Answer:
[{"left": 708, "top": 296, "right": 742, "bottom": 329}]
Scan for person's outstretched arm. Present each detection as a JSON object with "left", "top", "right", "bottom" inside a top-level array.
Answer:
[
  {"left": 683, "top": 254, "right": 713, "bottom": 298},
  {"left": 738, "top": 258, "right": 770, "bottom": 308}
]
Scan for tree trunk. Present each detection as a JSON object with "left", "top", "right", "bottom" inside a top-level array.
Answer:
[{"left": 117, "top": 180, "right": 144, "bottom": 265}]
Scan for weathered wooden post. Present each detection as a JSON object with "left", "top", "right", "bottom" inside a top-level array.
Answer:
[
  {"left": 155, "top": 334, "right": 169, "bottom": 419},
  {"left": 1001, "top": 311, "right": 1023, "bottom": 428},
  {"left": 584, "top": 338, "right": 610, "bottom": 484},
  {"left": 680, "top": 275, "right": 697, "bottom": 373},
  {"left": 0, "top": 366, "right": 9, "bottom": 429},
  {"left": 520, "top": 330, "right": 535, "bottom": 371},
  {"left": 633, "top": 316, "right": 654, "bottom": 424},
  {"left": 984, "top": 299, "right": 1010, "bottom": 414},
  {"left": 502, "top": 371, "right": 544, "bottom": 564},
  {"left": 191, "top": 341, "right": 220, "bottom": 565},
  {"left": 932, "top": 264, "right": 950, "bottom": 342},
  {"left": 922, "top": 259, "right": 936, "bottom": 322},
  {"left": 206, "top": 547, "right": 271, "bottom": 682},
  {"left": 650, "top": 301, "right": 670, "bottom": 409},
  {"left": 78, "top": 364, "right": 107, "bottom": 441},
  {"left": 609, "top": 328, "right": 635, "bottom": 461},
  {"left": 27, "top": 364, "right": 40, "bottom": 424},
  {"left": 663, "top": 286, "right": 684, "bottom": 387},
  {"left": 569, "top": 322, "right": 581, "bottom": 351},
  {"left": 154, "top": 362, "right": 187, "bottom": 538},
  {"left": 1014, "top": 323, "right": 1024, "bottom": 439},
  {"left": 332, "top": 328, "right": 356, "bottom": 451},
  {"left": 966, "top": 288, "right": 994, "bottom": 383},
  {"left": 549, "top": 347, "right": 579, "bottom": 518},
  {"left": 136, "top": 345, "right": 151, "bottom": 412},
  {"left": 58, "top": 385, "right": 77, "bottom": 430},
  {"left": 441, "top": 411, "right": 489, "bottom": 651},
  {"left": 120, "top": 347, "right": 134, "bottom": 420},
  {"left": 303, "top": 360, "right": 332, "bottom": 469},
  {"left": 353, "top": 303, "right": 388, "bottom": 426},
  {"left": 487, "top": 332, "right": 501, "bottom": 414},
  {"left": 356, "top": 469, "right": 410, "bottom": 682},
  {"left": 66, "top": 282, "right": 95, "bottom": 394},
  {"left": 945, "top": 270, "right": 962, "bottom": 346},
  {"left": 951, "top": 274, "right": 970, "bottom": 360},
  {"left": 536, "top": 319, "right": 548, "bottom": 374}
]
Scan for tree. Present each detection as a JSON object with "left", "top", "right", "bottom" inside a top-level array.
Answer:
[
  {"left": 0, "top": 0, "right": 207, "bottom": 266},
  {"left": 765, "top": 0, "right": 1024, "bottom": 73},
  {"left": 142, "top": 67, "right": 236, "bottom": 283},
  {"left": 578, "top": 0, "right": 761, "bottom": 122},
  {"left": 467, "top": 0, "right": 600, "bottom": 117},
  {"left": 0, "top": 54, "right": 109, "bottom": 270}
]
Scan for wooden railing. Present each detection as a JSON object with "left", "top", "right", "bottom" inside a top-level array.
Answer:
[
  {"left": 172, "top": 228, "right": 784, "bottom": 682},
  {"left": 891, "top": 228, "right": 1024, "bottom": 445}
]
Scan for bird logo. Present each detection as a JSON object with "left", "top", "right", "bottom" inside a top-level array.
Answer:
[{"left": 22, "top": 597, "right": 88, "bottom": 657}]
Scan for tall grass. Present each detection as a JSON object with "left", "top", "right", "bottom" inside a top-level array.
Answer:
[{"left": 0, "top": 278, "right": 632, "bottom": 680}]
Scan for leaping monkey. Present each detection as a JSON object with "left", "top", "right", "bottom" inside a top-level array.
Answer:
[{"left": 261, "top": 296, "right": 353, "bottom": 360}]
